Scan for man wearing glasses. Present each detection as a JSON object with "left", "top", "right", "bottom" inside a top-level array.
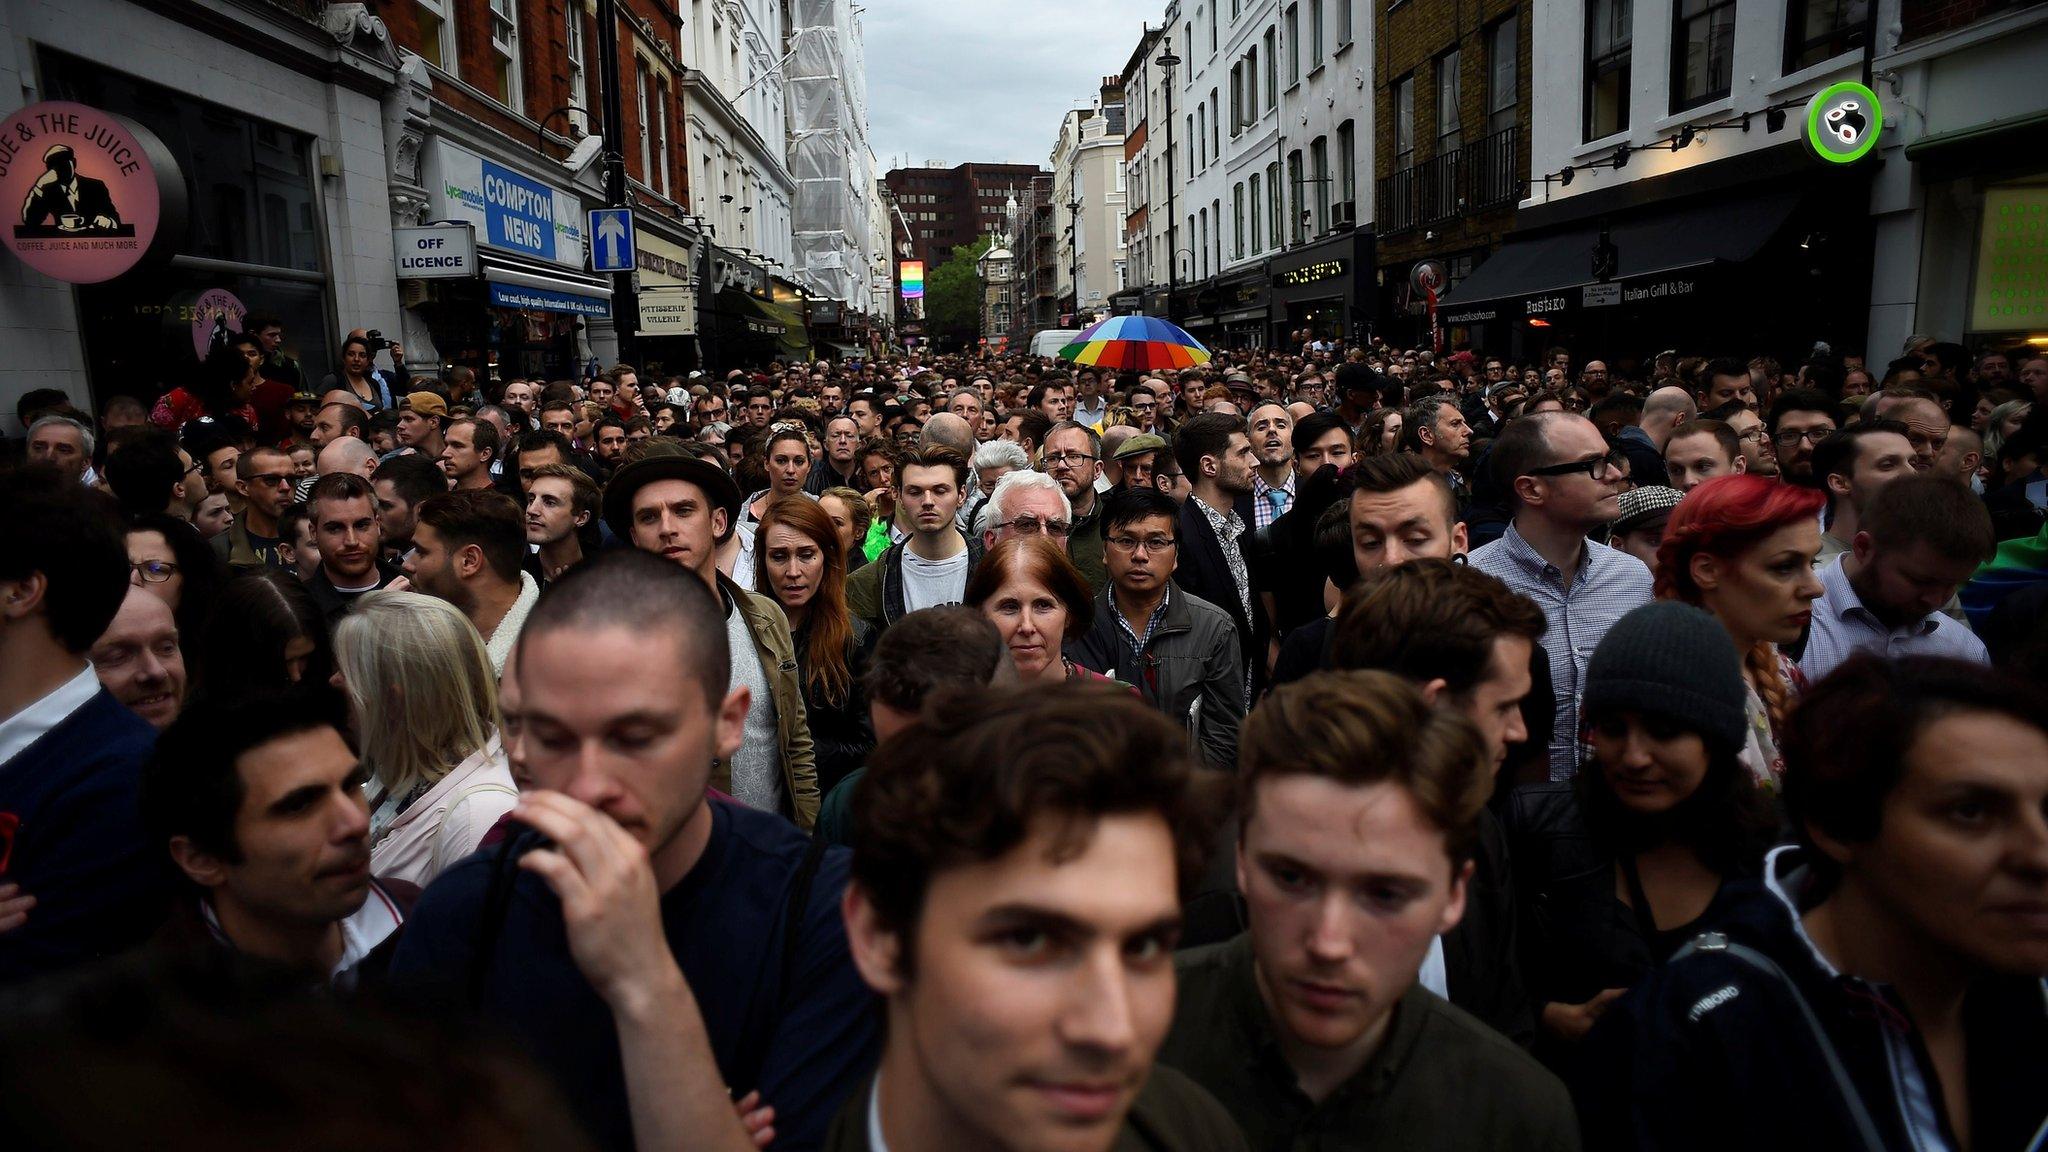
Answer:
[
  {"left": 210, "top": 446, "right": 297, "bottom": 573},
  {"left": 980, "top": 470, "right": 1073, "bottom": 553},
  {"left": 1766, "top": 389, "right": 1841, "bottom": 485},
  {"left": 1040, "top": 421, "right": 1108, "bottom": 592},
  {"left": 1070, "top": 487, "right": 1244, "bottom": 768},
  {"left": 1468, "top": 413, "right": 1652, "bottom": 780}
]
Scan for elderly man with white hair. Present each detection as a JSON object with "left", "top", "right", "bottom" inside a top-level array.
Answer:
[{"left": 978, "top": 468, "right": 1073, "bottom": 553}]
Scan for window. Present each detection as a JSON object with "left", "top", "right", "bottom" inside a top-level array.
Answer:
[
  {"left": 1673, "top": 0, "right": 1737, "bottom": 111},
  {"left": 565, "top": 3, "right": 587, "bottom": 129},
  {"left": 1287, "top": 150, "right": 1305, "bottom": 242},
  {"left": 1210, "top": 90, "right": 1221, "bottom": 156},
  {"left": 1585, "top": 0, "right": 1630, "bottom": 140},
  {"left": 1310, "top": 0, "right": 1325, "bottom": 66},
  {"left": 1233, "top": 183, "right": 1245, "bottom": 258},
  {"left": 1246, "top": 47, "right": 1260, "bottom": 120},
  {"left": 488, "top": 0, "right": 521, "bottom": 107},
  {"left": 415, "top": 0, "right": 457, "bottom": 75},
  {"left": 634, "top": 60, "right": 652, "bottom": 180},
  {"left": 1264, "top": 27, "right": 1279, "bottom": 104},
  {"left": 1266, "top": 161, "right": 1282, "bottom": 248},
  {"left": 1198, "top": 209, "right": 1208, "bottom": 278},
  {"left": 1212, "top": 197, "right": 1222, "bottom": 270},
  {"left": 1336, "top": 0, "right": 1354, "bottom": 45},
  {"left": 1196, "top": 105, "right": 1206, "bottom": 167},
  {"left": 1210, "top": 0, "right": 1219, "bottom": 52},
  {"left": 1786, "top": 0, "right": 1867, "bottom": 72},
  {"left": 1231, "top": 64, "right": 1243, "bottom": 135},
  {"left": 1285, "top": 5, "right": 1300, "bottom": 84},
  {"left": 1188, "top": 113, "right": 1196, "bottom": 173},
  {"left": 1185, "top": 22, "right": 1194, "bottom": 68},
  {"left": 1394, "top": 76, "right": 1415, "bottom": 166},
  {"left": 1310, "top": 136, "right": 1330, "bottom": 233},
  {"left": 1486, "top": 16, "right": 1519, "bottom": 136},
  {"left": 1250, "top": 171, "right": 1263, "bottom": 253},
  {"left": 1187, "top": 214, "right": 1196, "bottom": 278},
  {"left": 655, "top": 80, "right": 672, "bottom": 199},
  {"left": 1336, "top": 119, "right": 1356, "bottom": 208},
  {"left": 1435, "top": 50, "right": 1462, "bottom": 150}
]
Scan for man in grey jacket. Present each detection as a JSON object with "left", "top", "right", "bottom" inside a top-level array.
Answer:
[{"left": 1070, "top": 487, "right": 1244, "bottom": 767}]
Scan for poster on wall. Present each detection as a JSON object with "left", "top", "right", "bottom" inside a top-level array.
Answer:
[
  {"left": 425, "top": 139, "right": 586, "bottom": 271},
  {"left": 0, "top": 101, "right": 182, "bottom": 284},
  {"left": 1969, "top": 186, "right": 2048, "bottom": 333}
]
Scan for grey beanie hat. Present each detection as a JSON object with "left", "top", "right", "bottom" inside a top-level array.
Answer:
[{"left": 1583, "top": 601, "right": 1748, "bottom": 754}]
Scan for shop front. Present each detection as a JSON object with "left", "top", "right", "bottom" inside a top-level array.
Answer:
[
  {"left": 1267, "top": 230, "right": 1375, "bottom": 349},
  {"left": 1438, "top": 148, "right": 1874, "bottom": 367},
  {"left": 698, "top": 245, "right": 805, "bottom": 372},
  {"left": 24, "top": 50, "right": 358, "bottom": 411},
  {"left": 634, "top": 229, "right": 699, "bottom": 377},
  {"left": 407, "top": 138, "right": 604, "bottom": 383},
  {"left": 1214, "top": 263, "right": 1270, "bottom": 350}
]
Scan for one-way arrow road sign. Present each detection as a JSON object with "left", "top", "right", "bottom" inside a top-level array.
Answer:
[{"left": 588, "top": 208, "right": 636, "bottom": 273}]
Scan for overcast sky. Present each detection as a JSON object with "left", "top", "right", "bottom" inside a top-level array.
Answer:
[{"left": 865, "top": 0, "right": 1166, "bottom": 174}]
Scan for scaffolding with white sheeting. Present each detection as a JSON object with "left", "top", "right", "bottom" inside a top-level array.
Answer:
[{"left": 784, "top": 0, "right": 876, "bottom": 316}]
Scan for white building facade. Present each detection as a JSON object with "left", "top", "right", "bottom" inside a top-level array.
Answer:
[
  {"left": 682, "top": 0, "right": 795, "bottom": 270},
  {"left": 1049, "top": 88, "right": 1128, "bottom": 324}
]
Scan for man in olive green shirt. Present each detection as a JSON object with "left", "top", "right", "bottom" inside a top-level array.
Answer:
[{"left": 1157, "top": 671, "right": 1579, "bottom": 1151}]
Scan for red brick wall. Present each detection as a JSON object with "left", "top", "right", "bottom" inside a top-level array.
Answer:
[
  {"left": 1899, "top": 0, "right": 2029, "bottom": 44},
  {"left": 375, "top": 0, "right": 690, "bottom": 217}
]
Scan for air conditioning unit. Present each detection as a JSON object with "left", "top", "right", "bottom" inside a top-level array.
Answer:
[{"left": 1332, "top": 201, "right": 1357, "bottom": 230}]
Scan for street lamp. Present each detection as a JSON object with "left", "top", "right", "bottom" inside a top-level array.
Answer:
[
  {"left": 1156, "top": 46, "right": 1180, "bottom": 321},
  {"left": 1066, "top": 198, "right": 1083, "bottom": 324}
]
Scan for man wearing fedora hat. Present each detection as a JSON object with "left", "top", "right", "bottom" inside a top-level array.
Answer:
[{"left": 604, "top": 454, "right": 819, "bottom": 829}]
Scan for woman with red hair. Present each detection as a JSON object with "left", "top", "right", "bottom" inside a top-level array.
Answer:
[{"left": 1655, "top": 474, "right": 1826, "bottom": 788}]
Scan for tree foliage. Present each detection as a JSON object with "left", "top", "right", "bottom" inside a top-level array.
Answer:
[{"left": 923, "top": 236, "right": 993, "bottom": 349}]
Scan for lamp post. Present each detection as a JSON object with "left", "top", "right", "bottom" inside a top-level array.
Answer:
[
  {"left": 1066, "top": 197, "right": 1083, "bottom": 325},
  {"left": 593, "top": 0, "right": 637, "bottom": 364},
  {"left": 1156, "top": 46, "right": 1180, "bottom": 321}
]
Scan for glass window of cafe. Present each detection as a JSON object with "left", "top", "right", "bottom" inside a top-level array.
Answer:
[{"left": 39, "top": 50, "right": 334, "bottom": 411}]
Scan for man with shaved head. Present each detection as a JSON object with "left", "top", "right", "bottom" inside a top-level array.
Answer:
[{"left": 390, "top": 552, "right": 878, "bottom": 1151}]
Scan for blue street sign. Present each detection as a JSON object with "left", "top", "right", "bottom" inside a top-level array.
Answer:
[{"left": 588, "top": 208, "right": 636, "bottom": 273}]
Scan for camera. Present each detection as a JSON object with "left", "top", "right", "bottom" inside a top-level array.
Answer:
[{"left": 365, "top": 329, "right": 393, "bottom": 353}]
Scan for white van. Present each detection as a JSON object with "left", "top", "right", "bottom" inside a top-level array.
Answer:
[{"left": 1028, "top": 329, "right": 1084, "bottom": 359}]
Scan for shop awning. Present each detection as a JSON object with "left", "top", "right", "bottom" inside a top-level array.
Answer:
[
  {"left": 481, "top": 252, "right": 612, "bottom": 317},
  {"left": 713, "top": 288, "right": 812, "bottom": 355},
  {"left": 1438, "top": 192, "right": 1801, "bottom": 310}
]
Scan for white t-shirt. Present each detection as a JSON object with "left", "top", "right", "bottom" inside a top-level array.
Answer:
[
  {"left": 724, "top": 599, "right": 783, "bottom": 814},
  {"left": 901, "top": 548, "right": 970, "bottom": 612}
]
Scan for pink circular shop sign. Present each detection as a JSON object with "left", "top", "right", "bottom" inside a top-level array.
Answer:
[{"left": 0, "top": 101, "right": 165, "bottom": 284}]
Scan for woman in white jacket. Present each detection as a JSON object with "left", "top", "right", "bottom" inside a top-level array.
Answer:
[{"left": 332, "top": 591, "right": 518, "bottom": 887}]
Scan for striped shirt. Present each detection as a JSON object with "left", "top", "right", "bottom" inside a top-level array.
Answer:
[
  {"left": 1469, "top": 523, "right": 1654, "bottom": 779},
  {"left": 1797, "top": 556, "right": 1987, "bottom": 684}
]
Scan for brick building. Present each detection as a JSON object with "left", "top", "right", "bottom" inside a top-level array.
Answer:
[
  {"left": 377, "top": 0, "right": 703, "bottom": 375},
  {"left": 1372, "top": 0, "right": 1530, "bottom": 348},
  {"left": 884, "top": 162, "right": 1046, "bottom": 273}
]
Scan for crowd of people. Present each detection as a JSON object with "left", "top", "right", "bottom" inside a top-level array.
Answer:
[{"left": 2, "top": 323, "right": 2046, "bottom": 1152}]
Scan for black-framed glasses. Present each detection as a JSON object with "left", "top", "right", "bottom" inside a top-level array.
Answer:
[
  {"left": 248, "top": 472, "right": 297, "bottom": 488},
  {"left": 1775, "top": 426, "right": 1836, "bottom": 446},
  {"left": 1107, "top": 534, "right": 1177, "bottom": 553},
  {"left": 131, "top": 559, "right": 179, "bottom": 583},
  {"left": 1524, "top": 451, "right": 1626, "bottom": 481},
  {"left": 1042, "top": 450, "right": 1095, "bottom": 468}
]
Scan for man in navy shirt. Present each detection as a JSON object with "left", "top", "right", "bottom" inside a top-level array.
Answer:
[
  {"left": 0, "top": 466, "right": 170, "bottom": 983},
  {"left": 390, "top": 551, "right": 879, "bottom": 1152}
]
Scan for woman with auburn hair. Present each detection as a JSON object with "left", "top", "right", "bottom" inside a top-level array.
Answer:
[
  {"left": 331, "top": 591, "right": 514, "bottom": 887},
  {"left": 966, "top": 536, "right": 1110, "bottom": 684},
  {"left": 754, "top": 495, "right": 874, "bottom": 797},
  {"left": 1655, "top": 474, "right": 1826, "bottom": 788}
]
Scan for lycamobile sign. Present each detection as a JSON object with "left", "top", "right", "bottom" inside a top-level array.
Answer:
[{"left": 425, "top": 139, "right": 585, "bottom": 270}]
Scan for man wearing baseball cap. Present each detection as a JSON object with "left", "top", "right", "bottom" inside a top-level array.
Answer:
[
  {"left": 395, "top": 392, "right": 448, "bottom": 461},
  {"left": 604, "top": 453, "right": 819, "bottom": 829}
]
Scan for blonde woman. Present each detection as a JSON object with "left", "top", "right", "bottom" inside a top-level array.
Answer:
[{"left": 331, "top": 591, "right": 517, "bottom": 887}]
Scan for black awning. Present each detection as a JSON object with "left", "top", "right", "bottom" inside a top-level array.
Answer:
[{"left": 1439, "top": 192, "right": 1801, "bottom": 309}]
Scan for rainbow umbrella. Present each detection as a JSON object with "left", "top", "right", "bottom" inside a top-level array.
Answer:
[{"left": 1056, "top": 315, "right": 1212, "bottom": 372}]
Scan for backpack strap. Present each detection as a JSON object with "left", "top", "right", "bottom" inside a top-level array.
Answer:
[
  {"left": 1669, "top": 932, "right": 1889, "bottom": 1152},
  {"left": 728, "top": 833, "right": 832, "bottom": 1097}
]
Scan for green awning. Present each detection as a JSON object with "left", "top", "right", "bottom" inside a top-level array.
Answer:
[{"left": 1904, "top": 108, "right": 2048, "bottom": 161}]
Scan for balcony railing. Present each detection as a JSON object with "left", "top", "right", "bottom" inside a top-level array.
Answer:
[{"left": 1375, "top": 127, "right": 1520, "bottom": 236}]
